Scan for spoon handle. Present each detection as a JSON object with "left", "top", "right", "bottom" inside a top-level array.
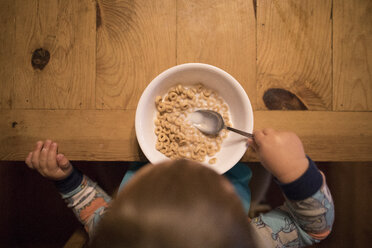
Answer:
[{"left": 226, "top": 126, "right": 254, "bottom": 138}]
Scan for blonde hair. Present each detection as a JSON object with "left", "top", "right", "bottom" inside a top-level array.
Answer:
[{"left": 90, "top": 160, "right": 253, "bottom": 248}]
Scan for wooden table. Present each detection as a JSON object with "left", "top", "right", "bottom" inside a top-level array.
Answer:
[{"left": 1, "top": 0, "right": 371, "bottom": 162}]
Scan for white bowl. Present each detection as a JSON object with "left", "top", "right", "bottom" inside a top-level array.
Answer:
[{"left": 135, "top": 63, "right": 254, "bottom": 174}]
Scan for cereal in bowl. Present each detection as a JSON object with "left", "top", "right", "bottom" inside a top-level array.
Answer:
[{"left": 154, "top": 83, "right": 231, "bottom": 164}]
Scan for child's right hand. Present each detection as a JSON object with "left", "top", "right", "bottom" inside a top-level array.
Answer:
[
  {"left": 25, "top": 140, "right": 73, "bottom": 181},
  {"left": 248, "top": 129, "right": 309, "bottom": 184}
]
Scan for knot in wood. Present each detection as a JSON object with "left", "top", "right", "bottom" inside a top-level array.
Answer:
[
  {"left": 31, "top": 48, "right": 50, "bottom": 70},
  {"left": 263, "top": 88, "right": 308, "bottom": 110}
]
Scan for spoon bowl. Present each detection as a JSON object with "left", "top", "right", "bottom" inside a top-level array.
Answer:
[{"left": 192, "top": 110, "right": 253, "bottom": 138}]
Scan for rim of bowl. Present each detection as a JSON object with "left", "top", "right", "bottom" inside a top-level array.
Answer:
[{"left": 135, "top": 63, "right": 254, "bottom": 172}]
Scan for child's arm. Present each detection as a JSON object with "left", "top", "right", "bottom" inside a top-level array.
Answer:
[
  {"left": 25, "top": 140, "right": 111, "bottom": 236},
  {"left": 248, "top": 129, "right": 334, "bottom": 247}
]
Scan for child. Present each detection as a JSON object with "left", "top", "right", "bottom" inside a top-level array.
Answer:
[{"left": 25, "top": 128, "right": 334, "bottom": 247}]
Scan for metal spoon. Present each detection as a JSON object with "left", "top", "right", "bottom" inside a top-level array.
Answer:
[{"left": 191, "top": 110, "right": 253, "bottom": 138}]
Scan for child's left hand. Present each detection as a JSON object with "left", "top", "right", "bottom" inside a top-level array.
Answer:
[{"left": 25, "top": 140, "right": 73, "bottom": 180}]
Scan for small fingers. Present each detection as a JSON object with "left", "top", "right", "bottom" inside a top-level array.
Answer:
[
  {"left": 47, "top": 142, "right": 58, "bottom": 169},
  {"left": 56, "top": 153, "right": 71, "bottom": 170},
  {"left": 247, "top": 138, "right": 258, "bottom": 151},
  {"left": 25, "top": 152, "right": 33, "bottom": 169},
  {"left": 253, "top": 128, "right": 277, "bottom": 147},
  {"left": 43, "top": 140, "right": 52, "bottom": 150},
  {"left": 31, "top": 141, "right": 44, "bottom": 170},
  {"left": 262, "top": 128, "right": 275, "bottom": 135},
  {"left": 39, "top": 140, "right": 52, "bottom": 170},
  {"left": 252, "top": 130, "right": 265, "bottom": 146}
]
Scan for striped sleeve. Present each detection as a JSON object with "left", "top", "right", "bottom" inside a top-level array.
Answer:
[
  {"left": 249, "top": 159, "right": 334, "bottom": 247},
  {"left": 56, "top": 169, "right": 112, "bottom": 236}
]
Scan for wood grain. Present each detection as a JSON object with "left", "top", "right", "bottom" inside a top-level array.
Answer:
[
  {"left": 333, "top": 0, "right": 372, "bottom": 111},
  {"left": 177, "top": 0, "right": 257, "bottom": 109},
  {"left": 96, "top": 0, "right": 176, "bottom": 110},
  {"left": 257, "top": 0, "right": 332, "bottom": 110},
  {"left": 0, "top": 0, "right": 15, "bottom": 109},
  {"left": 244, "top": 111, "right": 372, "bottom": 161},
  {"left": 0, "top": 109, "right": 141, "bottom": 161},
  {"left": 1, "top": 110, "right": 371, "bottom": 161},
  {"left": 13, "top": 0, "right": 96, "bottom": 109}
]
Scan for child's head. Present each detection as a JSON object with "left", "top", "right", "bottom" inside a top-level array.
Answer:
[{"left": 90, "top": 160, "right": 254, "bottom": 248}]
